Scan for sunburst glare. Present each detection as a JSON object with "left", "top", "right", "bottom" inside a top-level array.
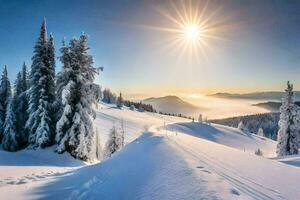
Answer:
[
  {"left": 183, "top": 23, "right": 202, "bottom": 41},
  {"left": 139, "top": 0, "right": 233, "bottom": 62}
]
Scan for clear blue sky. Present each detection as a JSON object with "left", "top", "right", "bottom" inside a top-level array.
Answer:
[{"left": 1, "top": 0, "right": 300, "bottom": 98}]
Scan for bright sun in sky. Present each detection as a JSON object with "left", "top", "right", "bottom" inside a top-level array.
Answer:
[
  {"left": 183, "top": 24, "right": 202, "bottom": 41},
  {"left": 141, "top": 0, "right": 229, "bottom": 61}
]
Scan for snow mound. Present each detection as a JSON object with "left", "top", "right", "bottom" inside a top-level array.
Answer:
[
  {"left": 31, "top": 133, "right": 183, "bottom": 200},
  {"left": 24, "top": 132, "right": 246, "bottom": 199},
  {"left": 165, "top": 122, "right": 277, "bottom": 157}
]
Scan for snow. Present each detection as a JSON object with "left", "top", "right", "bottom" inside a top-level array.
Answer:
[
  {"left": 1, "top": 103, "right": 300, "bottom": 199},
  {"left": 165, "top": 122, "right": 277, "bottom": 157},
  {"left": 276, "top": 155, "right": 300, "bottom": 167},
  {"left": 0, "top": 146, "right": 85, "bottom": 198},
  {"left": 94, "top": 103, "right": 190, "bottom": 146}
]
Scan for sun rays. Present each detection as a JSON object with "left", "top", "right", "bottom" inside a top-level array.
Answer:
[{"left": 139, "top": 0, "right": 233, "bottom": 62}]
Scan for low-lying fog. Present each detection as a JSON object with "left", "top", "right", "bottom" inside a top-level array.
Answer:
[{"left": 179, "top": 94, "right": 270, "bottom": 120}]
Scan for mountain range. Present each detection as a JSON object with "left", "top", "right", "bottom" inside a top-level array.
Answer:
[{"left": 211, "top": 91, "right": 300, "bottom": 101}]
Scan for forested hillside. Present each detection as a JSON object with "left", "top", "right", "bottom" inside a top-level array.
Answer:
[{"left": 210, "top": 112, "right": 280, "bottom": 140}]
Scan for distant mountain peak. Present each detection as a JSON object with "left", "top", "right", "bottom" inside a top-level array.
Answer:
[
  {"left": 142, "top": 95, "right": 202, "bottom": 116},
  {"left": 144, "top": 95, "right": 181, "bottom": 101}
]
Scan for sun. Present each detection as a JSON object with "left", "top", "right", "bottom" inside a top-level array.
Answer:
[
  {"left": 138, "top": 0, "right": 231, "bottom": 61},
  {"left": 182, "top": 23, "right": 202, "bottom": 42}
]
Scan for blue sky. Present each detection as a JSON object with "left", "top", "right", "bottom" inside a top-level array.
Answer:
[{"left": 0, "top": 0, "right": 300, "bottom": 98}]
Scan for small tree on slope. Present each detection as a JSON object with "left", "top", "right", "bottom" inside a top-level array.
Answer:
[
  {"left": 104, "top": 125, "right": 123, "bottom": 158},
  {"left": 117, "top": 92, "right": 123, "bottom": 108},
  {"left": 26, "top": 19, "right": 56, "bottom": 148},
  {"left": 95, "top": 127, "right": 103, "bottom": 161},
  {"left": 0, "top": 66, "right": 12, "bottom": 143},
  {"left": 257, "top": 128, "right": 264, "bottom": 137},
  {"left": 56, "top": 34, "right": 100, "bottom": 161},
  {"left": 2, "top": 97, "right": 18, "bottom": 151},
  {"left": 198, "top": 114, "right": 203, "bottom": 123},
  {"left": 277, "top": 81, "right": 300, "bottom": 156},
  {"left": 120, "top": 120, "right": 125, "bottom": 148},
  {"left": 238, "top": 121, "right": 248, "bottom": 133}
]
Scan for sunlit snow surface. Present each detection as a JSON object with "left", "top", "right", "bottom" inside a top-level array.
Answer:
[{"left": 0, "top": 103, "right": 299, "bottom": 200}]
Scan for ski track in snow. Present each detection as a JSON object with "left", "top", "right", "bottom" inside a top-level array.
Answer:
[
  {"left": 166, "top": 134, "right": 285, "bottom": 200},
  {"left": 65, "top": 127, "right": 294, "bottom": 200}
]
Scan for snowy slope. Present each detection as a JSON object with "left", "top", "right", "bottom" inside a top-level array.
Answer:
[
  {"left": 1, "top": 104, "right": 299, "bottom": 199},
  {"left": 20, "top": 131, "right": 300, "bottom": 200},
  {"left": 94, "top": 103, "right": 190, "bottom": 146},
  {"left": 0, "top": 104, "right": 190, "bottom": 199},
  {"left": 276, "top": 155, "right": 300, "bottom": 167},
  {"left": 165, "top": 122, "right": 277, "bottom": 157},
  {"left": 0, "top": 146, "right": 86, "bottom": 199}
]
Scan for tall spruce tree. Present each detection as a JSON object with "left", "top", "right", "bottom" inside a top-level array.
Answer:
[
  {"left": 13, "top": 73, "right": 23, "bottom": 135},
  {"left": 277, "top": 81, "right": 300, "bottom": 156},
  {"left": 54, "top": 39, "right": 68, "bottom": 123},
  {"left": 2, "top": 97, "right": 18, "bottom": 151},
  {"left": 56, "top": 34, "right": 100, "bottom": 161},
  {"left": 13, "top": 63, "right": 29, "bottom": 148},
  {"left": 0, "top": 66, "right": 12, "bottom": 143},
  {"left": 26, "top": 19, "right": 56, "bottom": 148}
]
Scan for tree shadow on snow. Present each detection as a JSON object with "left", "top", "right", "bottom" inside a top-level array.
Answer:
[{"left": 0, "top": 146, "right": 85, "bottom": 167}]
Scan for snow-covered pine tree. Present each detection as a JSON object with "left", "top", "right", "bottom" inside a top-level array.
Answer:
[
  {"left": 13, "top": 73, "right": 23, "bottom": 143},
  {"left": 102, "top": 88, "right": 116, "bottom": 104},
  {"left": 117, "top": 92, "right": 123, "bottom": 108},
  {"left": 104, "top": 125, "right": 123, "bottom": 158},
  {"left": 56, "top": 34, "right": 100, "bottom": 161},
  {"left": 238, "top": 121, "right": 244, "bottom": 131},
  {"left": 138, "top": 104, "right": 144, "bottom": 112},
  {"left": 198, "top": 114, "right": 203, "bottom": 123},
  {"left": 95, "top": 127, "right": 103, "bottom": 161},
  {"left": 120, "top": 119, "right": 125, "bottom": 147},
  {"left": 21, "top": 62, "right": 28, "bottom": 92},
  {"left": 102, "top": 88, "right": 109, "bottom": 103},
  {"left": 277, "top": 81, "right": 299, "bottom": 156},
  {"left": 54, "top": 39, "right": 69, "bottom": 125},
  {"left": 296, "top": 110, "right": 300, "bottom": 151},
  {"left": 204, "top": 116, "right": 209, "bottom": 124},
  {"left": 257, "top": 128, "right": 264, "bottom": 137},
  {"left": 26, "top": 19, "right": 56, "bottom": 148},
  {"left": 0, "top": 66, "right": 12, "bottom": 144},
  {"left": 2, "top": 97, "right": 18, "bottom": 151},
  {"left": 19, "top": 63, "right": 29, "bottom": 146},
  {"left": 13, "top": 64, "right": 29, "bottom": 148}
]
